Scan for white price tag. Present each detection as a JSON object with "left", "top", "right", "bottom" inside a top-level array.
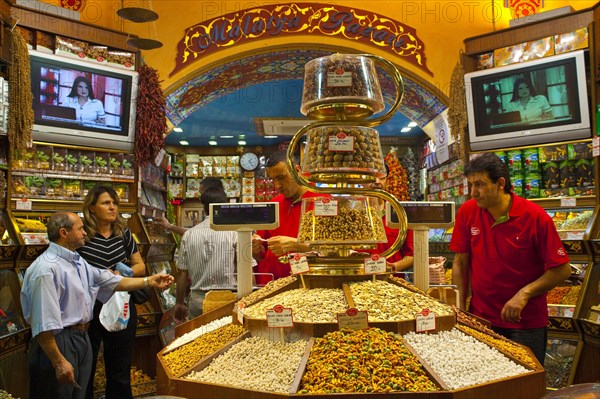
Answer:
[
  {"left": 237, "top": 303, "right": 244, "bottom": 324},
  {"left": 289, "top": 254, "right": 310, "bottom": 275},
  {"left": 155, "top": 148, "right": 166, "bottom": 167},
  {"left": 560, "top": 198, "right": 576, "bottom": 207},
  {"left": 415, "top": 309, "right": 436, "bottom": 332},
  {"left": 16, "top": 198, "right": 32, "bottom": 210},
  {"left": 566, "top": 231, "right": 585, "bottom": 240},
  {"left": 337, "top": 308, "right": 369, "bottom": 331},
  {"left": 364, "top": 254, "right": 386, "bottom": 274},
  {"left": 593, "top": 137, "right": 599, "bottom": 157},
  {"left": 326, "top": 70, "right": 352, "bottom": 87},
  {"left": 328, "top": 133, "right": 354, "bottom": 152},
  {"left": 266, "top": 305, "right": 294, "bottom": 328},
  {"left": 315, "top": 198, "right": 338, "bottom": 216}
]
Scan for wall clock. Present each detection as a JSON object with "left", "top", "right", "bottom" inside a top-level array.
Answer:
[{"left": 240, "top": 152, "right": 259, "bottom": 171}]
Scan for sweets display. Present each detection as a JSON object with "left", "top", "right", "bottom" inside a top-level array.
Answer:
[
  {"left": 301, "top": 54, "right": 384, "bottom": 119},
  {"left": 297, "top": 196, "right": 386, "bottom": 245},
  {"left": 302, "top": 126, "right": 385, "bottom": 177}
]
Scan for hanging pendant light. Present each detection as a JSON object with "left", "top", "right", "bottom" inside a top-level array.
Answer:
[
  {"left": 118, "top": 0, "right": 162, "bottom": 50},
  {"left": 127, "top": 37, "right": 163, "bottom": 50},
  {"left": 117, "top": 7, "right": 158, "bottom": 23}
]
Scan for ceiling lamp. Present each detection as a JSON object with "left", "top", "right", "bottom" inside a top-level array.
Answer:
[
  {"left": 117, "top": 7, "right": 158, "bottom": 23},
  {"left": 118, "top": 0, "right": 163, "bottom": 50},
  {"left": 127, "top": 38, "right": 163, "bottom": 50}
]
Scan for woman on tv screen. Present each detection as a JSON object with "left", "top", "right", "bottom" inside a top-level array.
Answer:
[
  {"left": 505, "top": 77, "right": 553, "bottom": 122},
  {"left": 65, "top": 76, "right": 107, "bottom": 124}
]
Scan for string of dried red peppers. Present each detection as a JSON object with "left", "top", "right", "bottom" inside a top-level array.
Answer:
[{"left": 134, "top": 64, "right": 167, "bottom": 166}]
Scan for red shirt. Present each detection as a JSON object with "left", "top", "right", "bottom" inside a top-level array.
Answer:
[
  {"left": 376, "top": 219, "right": 414, "bottom": 262},
  {"left": 450, "top": 193, "right": 569, "bottom": 329},
  {"left": 255, "top": 190, "right": 326, "bottom": 285}
]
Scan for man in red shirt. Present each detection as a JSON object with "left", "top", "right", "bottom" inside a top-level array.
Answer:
[
  {"left": 450, "top": 152, "right": 570, "bottom": 365},
  {"left": 252, "top": 151, "right": 324, "bottom": 285}
]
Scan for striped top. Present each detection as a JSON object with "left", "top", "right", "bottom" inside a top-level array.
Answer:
[
  {"left": 178, "top": 219, "right": 237, "bottom": 291},
  {"left": 77, "top": 228, "right": 138, "bottom": 270}
]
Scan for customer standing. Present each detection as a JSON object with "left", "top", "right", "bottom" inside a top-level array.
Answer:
[
  {"left": 78, "top": 186, "right": 146, "bottom": 399},
  {"left": 21, "top": 212, "right": 173, "bottom": 399},
  {"left": 450, "top": 152, "right": 571, "bottom": 364},
  {"left": 174, "top": 187, "right": 237, "bottom": 323},
  {"left": 155, "top": 176, "right": 225, "bottom": 236}
]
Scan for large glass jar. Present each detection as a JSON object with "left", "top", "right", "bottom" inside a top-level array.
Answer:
[
  {"left": 297, "top": 195, "right": 386, "bottom": 247},
  {"left": 301, "top": 54, "right": 384, "bottom": 119},
  {"left": 301, "top": 125, "right": 386, "bottom": 181}
]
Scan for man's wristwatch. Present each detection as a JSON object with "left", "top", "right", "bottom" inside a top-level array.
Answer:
[{"left": 143, "top": 277, "right": 149, "bottom": 287}]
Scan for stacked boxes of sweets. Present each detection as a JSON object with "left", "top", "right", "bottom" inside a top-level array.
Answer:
[
  {"left": 185, "top": 154, "right": 199, "bottom": 178},
  {"left": 241, "top": 177, "right": 255, "bottom": 203},
  {"left": 199, "top": 157, "right": 214, "bottom": 177},
  {"left": 168, "top": 178, "right": 183, "bottom": 198},
  {"left": 226, "top": 156, "right": 240, "bottom": 178},
  {"left": 539, "top": 143, "right": 594, "bottom": 197}
]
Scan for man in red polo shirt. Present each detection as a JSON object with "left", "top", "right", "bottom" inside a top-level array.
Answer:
[
  {"left": 252, "top": 150, "right": 324, "bottom": 285},
  {"left": 450, "top": 152, "right": 570, "bottom": 365}
]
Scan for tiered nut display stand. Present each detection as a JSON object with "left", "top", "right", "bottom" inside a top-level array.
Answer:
[{"left": 156, "top": 54, "right": 546, "bottom": 399}]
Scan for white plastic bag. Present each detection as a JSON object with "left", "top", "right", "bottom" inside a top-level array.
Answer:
[{"left": 99, "top": 291, "right": 131, "bottom": 331}]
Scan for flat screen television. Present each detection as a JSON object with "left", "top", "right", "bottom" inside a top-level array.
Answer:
[
  {"left": 464, "top": 50, "right": 591, "bottom": 151},
  {"left": 29, "top": 50, "right": 138, "bottom": 151}
]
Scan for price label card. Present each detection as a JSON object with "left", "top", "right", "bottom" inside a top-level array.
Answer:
[
  {"left": 266, "top": 305, "right": 294, "bottom": 328},
  {"left": 326, "top": 69, "right": 352, "bottom": 87},
  {"left": 415, "top": 308, "right": 436, "bottom": 332},
  {"left": 364, "top": 254, "right": 386, "bottom": 274},
  {"left": 155, "top": 148, "right": 166, "bottom": 167},
  {"left": 237, "top": 303, "right": 244, "bottom": 324},
  {"left": 289, "top": 254, "right": 310, "bottom": 275},
  {"left": 593, "top": 137, "right": 599, "bottom": 157},
  {"left": 560, "top": 198, "right": 576, "bottom": 207},
  {"left": 328, "top": 133, "right": 354, "bottom": 152},
  {"left": 315, "top": 198, "right": 338, "bottom": 216},
  {"left": 16, "top": 198, "right": 32, "bottom": 210},
  {"left": 566, "top": 231, "right": 585, "bottom": 240},
  {"left": 337, "top": 308, "right": 369, "bottom": 331}
]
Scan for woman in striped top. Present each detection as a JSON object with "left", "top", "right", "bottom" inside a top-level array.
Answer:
[{"left": 78, "top": 185, "right": 146, "bottom": 399}]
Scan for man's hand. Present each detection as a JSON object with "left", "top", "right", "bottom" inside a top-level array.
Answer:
[
  {"left": 501, "top": 291, "right": 529, "bottom": 323},
  {"left": 154, "top": 216, "right": 171, "bottom": 229},
  {"left": 252, "top": 234, "right": 266, "bottom": 257},
  {"left": 54, "top": 357, "right": 76, "bottom": 385},
  {"left": 149, "top": 273, "right": 175, "bottom": 290},
  {"left": 267, "top": 236, "right": 298, "bottom": 256},
  {"left": 173, "top": 303, "right": 188, "bottom": 325}
]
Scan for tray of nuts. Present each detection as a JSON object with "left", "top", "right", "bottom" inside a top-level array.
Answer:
[
  {"left": 301, "top": 126, "right": 386, "bottom": 182},
  {"left": 297, "top": 196, "right": 386, "bottom": 246},
  {"left": 301, "top": 54, "right": 385, "bottom": 119}
]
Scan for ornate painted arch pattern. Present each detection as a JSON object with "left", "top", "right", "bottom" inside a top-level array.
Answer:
[{"left": 165, "top": 49, "right": 445, "bottom": 129}]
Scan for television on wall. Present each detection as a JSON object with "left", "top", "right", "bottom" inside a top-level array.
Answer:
[
  {"left": 464, "top": 50, "right": 591, "bottom": 151},
  {"left": 29, "top": 50, "right": 138, "bottom": 151}
]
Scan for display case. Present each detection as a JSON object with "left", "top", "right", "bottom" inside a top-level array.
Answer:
[{"left": 10, "top": 142, "right": 136, "bottom": 206}]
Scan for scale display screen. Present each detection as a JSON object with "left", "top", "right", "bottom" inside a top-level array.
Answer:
[
  {"left": 210, "top": 203, "right": 279, "bottom": 231},
  {"left": 387, "top": 201, "right": 455, "bottom": 228}
]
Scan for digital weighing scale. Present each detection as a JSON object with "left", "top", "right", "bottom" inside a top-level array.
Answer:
[
  {"left": 386, "top": 201, "right": 455, "bottom": 291},
  {"left": 210, "top": 202, "right": 279, "bottom": 297}
]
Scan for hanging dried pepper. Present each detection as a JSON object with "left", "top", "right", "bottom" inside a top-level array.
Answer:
[
  {"left": 134, "top": 64, "right": 167, "bottom": 166},
  {"left": 8, "top": 28, "right": 34, "bottom": 158}
]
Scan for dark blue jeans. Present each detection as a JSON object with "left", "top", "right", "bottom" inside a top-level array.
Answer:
[{"left": 492, "top": 325, "right": 547, "bottom": 366}]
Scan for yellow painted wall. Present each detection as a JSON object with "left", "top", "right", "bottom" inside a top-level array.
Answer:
[{"left": 43, "top": 0, "right": 597, "bottom": 97}]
